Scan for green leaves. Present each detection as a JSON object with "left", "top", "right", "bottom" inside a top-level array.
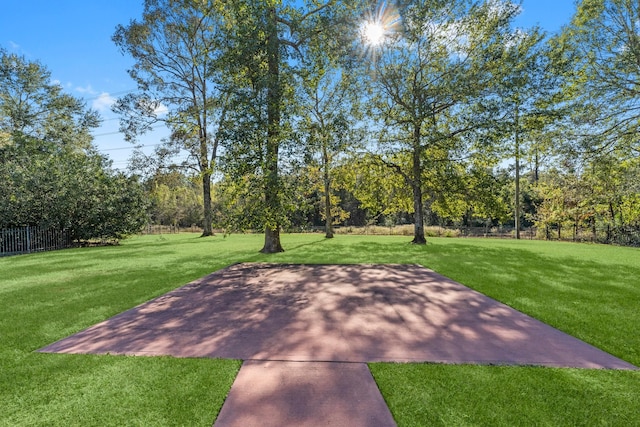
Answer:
[
  {"left": 0, "top": 51, "right": 148, "bottom": 240},
  {"left": 559, "top": 0, "right": 640, "bottom": 157},
  {"left": 0, "top": 50, "right": 97, "bottom": 151},
  {"left": 114, "top": 0, "right": 232, "bottom": 236}
]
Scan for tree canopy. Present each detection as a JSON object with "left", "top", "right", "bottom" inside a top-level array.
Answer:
[
  {"left": 5, "top": 0, "right": 640, "bottom": 250},
  {"left": 0, "top": 49, "right": 148, "bottom": 241},
  {"left": 558, "top": 0, "right": 640, "bottom": 157},
  {"left": 113, "top": 0, "right": 230, "bottom": 236}
]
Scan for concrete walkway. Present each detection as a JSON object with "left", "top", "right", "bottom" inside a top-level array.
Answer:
[
  {"left": 213, "top": 361, "right": 396, "bottom": 427},
  {"left": 39, "top": 263, "right": 637, "bottom": 426}
]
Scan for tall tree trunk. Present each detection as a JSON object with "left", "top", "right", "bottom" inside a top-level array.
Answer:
[
  {"left": 323, "top": 141, "right": 333, "bottom": 239},
  {"left": 534, "top": 149, "right": 540, "bottom": 183},
  {"left": 412, "top": 182, "right": 426, "bottom": 244},
  {"left": 201, "top": 172, "right": 214, "bottom": 236},
  {"left": 197, "top": 84, "right": 214, "bottom": 237},
  {"left": 262, "top": 226, "right": 283, "bottom": 253},
  {"left": 261, "top": 6, "right": 284, "bottom": 253},
  {"left": 200, "top": 123, "right": 214, "bottom": 236},
  {"left": 514, "top": 103, "right": 521, "bottom": 240},
  {"left": 411, "top": 124, "right": 426, "bottom": 245}
]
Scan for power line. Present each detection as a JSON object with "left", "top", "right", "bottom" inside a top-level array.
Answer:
[
  {"left": 92, "top": 124, "right": 167, "bottom": 138},
  {"left": 101, "top": 142, "right": 165, "bottom": 152},
  {"left": 92, "top": 130, "right": 123, "bottom": 137}
]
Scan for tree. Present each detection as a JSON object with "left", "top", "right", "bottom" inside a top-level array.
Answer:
[
  {"left": 0, "top": 49, "right": 99, "bottom": 150},
  {"left": 69, "top": 166, "right": 149, "bottom": 241},
  {"left": 530, "top": 155, "right": 640, "bottom": 245},
  {"left": 299, "top": 69, "right": 362, "bottom": 238},
  {"left": 361, "top": 0, "right": 521, "bottom": 244},
  {"left": 212, "top": 172, "right": 266, "bottom": 233},
  {"left": 145, "top": 170, "right": 203, "bottom": 227},
  {"left": 220, "top": 0, "right": 364, "bottom": 252},
  {"left": 558, "top": 0, "right": 640, "bottom": 157},
  {"left": 582, "top": 155, "right": 640, "bottom": 243},
  {"left": 455, "top": 165, "right": 512, "bottom": 228},
  {"left": 113, "top": 0, "right": 229, "bottom": 237},
  {"left": 0, "top": 50, "right": 148, "bottom": 240},
  {"left": 492, "top": 27, "right": 560, "bottom": 238},
  {"left": 341, "top": 152, "right": 413, "bottom": 224}
]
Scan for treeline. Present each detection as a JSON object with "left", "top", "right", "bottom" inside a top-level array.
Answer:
[
  {"left": 3, "top": 1, "right": 640, "bottom": 249},
  {"left": 143, "top": 152, "right": 639, "bottom": 246},
  {"left": 533, "top": 159, "right": 640, "bottom": 245},
  {"left": 0, "top": 51, "right": 148, "bottom": 241},
  {"left": 115, "top": 0, "right": 640, "bottom": 250}
]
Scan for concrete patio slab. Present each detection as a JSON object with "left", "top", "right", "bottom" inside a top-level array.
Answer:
[
  {"left": 213, "top": 361, "right": 396, "bottom": 427},
  {"left": 38, "top": 263, "right": 636, "bottom": 370},
  {"left": 38, "top": 263, "right": 636, "bottom": 426}
]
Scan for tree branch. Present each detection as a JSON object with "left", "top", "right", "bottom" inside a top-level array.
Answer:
[{"left": 299, "top": 1, "right": 336, "bottom": 23}]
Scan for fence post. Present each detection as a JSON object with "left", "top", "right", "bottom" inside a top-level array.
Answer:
[{"left": 26, "top": 226, "right": 31, "bottom": 254}]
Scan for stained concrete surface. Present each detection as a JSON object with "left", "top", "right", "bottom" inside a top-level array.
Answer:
[
  {"left": 38, "top": 263, "right": 636, "bottom": 427},
  {"left": 39, "top": 263, "right": 636, "bottom": 369}
]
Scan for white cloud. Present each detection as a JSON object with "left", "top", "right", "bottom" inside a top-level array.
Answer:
[
  {"left": 154, "top": 103, "right": 169, "bottom": 116},
  {"left": 7, "top": 41, "right": 32, "bottom": 57},
  {"left": 92, "top": 92, "right": 116, "bottom": 112},
  {"left": 75, "top": 84, "right": 97, "bottom": 95}
]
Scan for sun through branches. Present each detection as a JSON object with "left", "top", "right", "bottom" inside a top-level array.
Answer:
[{"left": 360, "top": 1, "right": 402, "bottom": 59}]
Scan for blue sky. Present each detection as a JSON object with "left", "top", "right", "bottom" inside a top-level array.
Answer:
[{"left": 1, "top": 0, "right": 577, "bottom": 170}]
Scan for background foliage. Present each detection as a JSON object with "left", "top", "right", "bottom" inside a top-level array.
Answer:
[
  {"left": 2, "top": 0, "right": 640, "bottom": 247},
  {"left": 0, "top": 50, "right": 148, "bottom": 241}
]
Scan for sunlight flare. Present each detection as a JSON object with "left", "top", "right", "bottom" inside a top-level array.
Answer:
[
  {"left": 360, "top": 1, "right": 401, "bottom": 49},
  {"left": 363, "top": 21, "right": 386, "bottom": 46}
]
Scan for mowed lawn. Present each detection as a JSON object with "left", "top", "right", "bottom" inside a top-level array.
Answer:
[{"left": 1, "top": 233, "right": 639, "bottom": 426}]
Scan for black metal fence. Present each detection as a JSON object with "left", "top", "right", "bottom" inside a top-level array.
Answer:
[{"left": 0, "top": 227, "right": 73, "bottom": 257}]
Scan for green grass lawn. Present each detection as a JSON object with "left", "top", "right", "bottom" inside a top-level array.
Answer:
[{"left": 1, "top": 233, "right": 639, "bottom": 426}]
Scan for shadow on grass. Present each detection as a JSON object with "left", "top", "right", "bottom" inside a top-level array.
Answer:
[
  {"left": 370, "top": 362, "right": 640, "bottom": 426},
  {"left": 3, "top": 234, "right": 638, "bottom": 364},
  {"left": 3, "top": 234, "right": 638, "bottom": 426},
  {"left": 429, "top": 241, "right": 640, "bottom": 366}
]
